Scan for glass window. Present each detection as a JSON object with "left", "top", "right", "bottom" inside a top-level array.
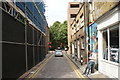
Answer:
[
  {"left": 102, "top": 24, "right": 119, "bottom": 63},
  {"left": 110, "top": 24, "right": 119, "bottom": 63},
  {"left": 70, "top": 4, "right": 79, "bottom": 8},
  {"left": 103, "top": 29, "right": 108, "bottom": 60},
  {"left": 70, "top": 14, "right": 77, "bottom": 18}
]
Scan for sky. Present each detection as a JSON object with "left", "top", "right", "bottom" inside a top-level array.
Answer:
[{"left": 45, "top": 0, "right": 74, "bottom": 27}]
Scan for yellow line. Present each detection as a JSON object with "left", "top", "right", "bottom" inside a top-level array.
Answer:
[
  {"left": 64, "top": 54, "right": 85, "bottom": 79},
  {"left": 65, "top": 56, "right": 80, "bottom": 78},
  {"left": 27, "top": 53, "right": 85, "bottom": 79},
  {"left": 69, "top": 61, "right": 81, "bottom": 78},
  {"left": 68, "top": 57, "right": 84, "bottom": 79},
  {"left": 28, "top": 54, "right": 54, "bottom": 79},
  {"left": 64, "top": 54, "right": 82, "bottom": 78}
]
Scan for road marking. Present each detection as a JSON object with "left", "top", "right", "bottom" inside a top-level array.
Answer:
[
  {"left": 64, "top": 54, "right": 82, "bottom": 78},
  {"left": 28, "top": 54, "right": 54, "bottom": 79},
  {"left": 64, "top": 54, "right": 85, "bottom": 79}
]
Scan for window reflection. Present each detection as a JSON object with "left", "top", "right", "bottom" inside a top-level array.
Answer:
[
  {"left": 103, "top": 30, "right": 108, "bottom": 60},
  {"left": 110, "top": 25, "right": 119, "bottom": 63},
  {"left": 102, "top": 24, "right": 119, "bottom": 63}
]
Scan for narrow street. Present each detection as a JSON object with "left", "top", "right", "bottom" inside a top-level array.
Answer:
[
  {"left": 1, "top": 1, "right": 120, "bottom": 79},
  {"left": 28, "top": 52, "right": 85, "bottom": 79}
]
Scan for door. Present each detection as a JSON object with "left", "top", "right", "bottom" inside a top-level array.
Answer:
[{"left": 77, "top": 40, "right": 80, "bottom": 59}]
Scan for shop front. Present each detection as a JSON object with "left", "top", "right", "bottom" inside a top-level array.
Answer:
[{"left": 97, "top": 7, "right": 120, "bottom": 78}]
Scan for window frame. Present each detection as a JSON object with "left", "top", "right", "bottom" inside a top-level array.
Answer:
[{"left": 102, "top": 23, "right": 119, "bottom": 63}]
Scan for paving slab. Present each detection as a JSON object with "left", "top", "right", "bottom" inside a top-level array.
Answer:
[{"left": 66, "top": 53, "right": 109, "bottom": 79}]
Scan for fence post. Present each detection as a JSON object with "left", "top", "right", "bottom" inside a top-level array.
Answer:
[
  {"left": 33, "top": 28, "right": 35, "bottom": 66},
  {"left": 0, "top": 2, "right": 2, "bottom": 79},
  {"left": 25, "top": 2, "right": 28, "bottom": 71}
]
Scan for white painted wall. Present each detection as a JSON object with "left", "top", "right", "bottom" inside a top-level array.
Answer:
[
  {"left": 100, "top": 60, "right": 118, "bottom": 78},
  {"left": 72, "top": 43, "right": 75, "bottom": 57},
  {"left": 97, "top": 9, "right": 120, "bottom": 78},
  {"left": 97, "top": 10, "right": 119, "bottom": 30},
  {"left": 98, "top": 31, "right": 103, "bottom": 72},
  {"left": 77, "top": 40, "right": 80, "bottom": 59}
]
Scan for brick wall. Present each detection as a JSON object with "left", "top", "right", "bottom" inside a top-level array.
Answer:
[{"left": 94, "top": 2, "right": 118, "bottom": 20}]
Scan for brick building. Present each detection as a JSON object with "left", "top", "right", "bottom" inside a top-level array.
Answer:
[
  {"left": 67, "top": 0, "right": 120, "bottom": 78},
  {"left": 67, "top": 2, "right": 81, "bottom": 56}
]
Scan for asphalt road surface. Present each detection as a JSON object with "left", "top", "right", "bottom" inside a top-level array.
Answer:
[{"left": 31, "top": 52, "right": 84, "bottom": 79}]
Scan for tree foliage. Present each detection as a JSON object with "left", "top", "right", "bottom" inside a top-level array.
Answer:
[{"left": 50, "top": 21, "right": 68, "bottom": 50}]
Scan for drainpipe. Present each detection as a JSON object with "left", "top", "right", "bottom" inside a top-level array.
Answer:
[
  {"left": 84, "top": 2, "right": 89, "bottom": 63},
  {"left": 75, "top": 21, "right": 78, "bottom": 61}
]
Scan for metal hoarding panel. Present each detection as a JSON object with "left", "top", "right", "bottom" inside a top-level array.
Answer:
[
  {"left": 2, "top": 11, "right": 25, "bottom": 43},
  {"left": 27, "top": 45, "right": 34, "bottom": 70},
  {"left": 2, "top": 43, "right": 26, "bottom": 78},
  {"left": 34, "top": 46, "right": 39, "bottom": 65},
  {"left": 27, "top": 25, "right": 33, "bottom": 44},
  {"left": 34, "top": 29, "right": 37, "bottom": 45}
]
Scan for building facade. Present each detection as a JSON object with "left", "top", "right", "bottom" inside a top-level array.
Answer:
[
  {"left": 71, "top": 3, "right": 88, "bottom": 64},
  {"left": 67, "top": 0, "right": 120, "bottom": 78},
  {"left": 67, "top": 2, "right": 81, "bottom": 55},
  {"left": 96, "top": 2, "right": 120, "bottom": 78}
]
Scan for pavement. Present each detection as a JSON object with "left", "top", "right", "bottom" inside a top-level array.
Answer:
[{"left": 65, "top": 51, "right": 109, "bottom": 78}]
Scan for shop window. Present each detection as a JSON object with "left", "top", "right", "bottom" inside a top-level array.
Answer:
[
  {"left": 110, "top": 25, "right": 119, "bottom": 63},
  {"left": 103, "top": 29, "right": 108, "bottom": 60},
  {"left": 102, "top": 24, "right": 119, "bottom": 63}
]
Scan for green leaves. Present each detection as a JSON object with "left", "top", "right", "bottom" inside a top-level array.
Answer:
[{"left": 50, "top": 21, "right": 68, "bottom": 50}]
